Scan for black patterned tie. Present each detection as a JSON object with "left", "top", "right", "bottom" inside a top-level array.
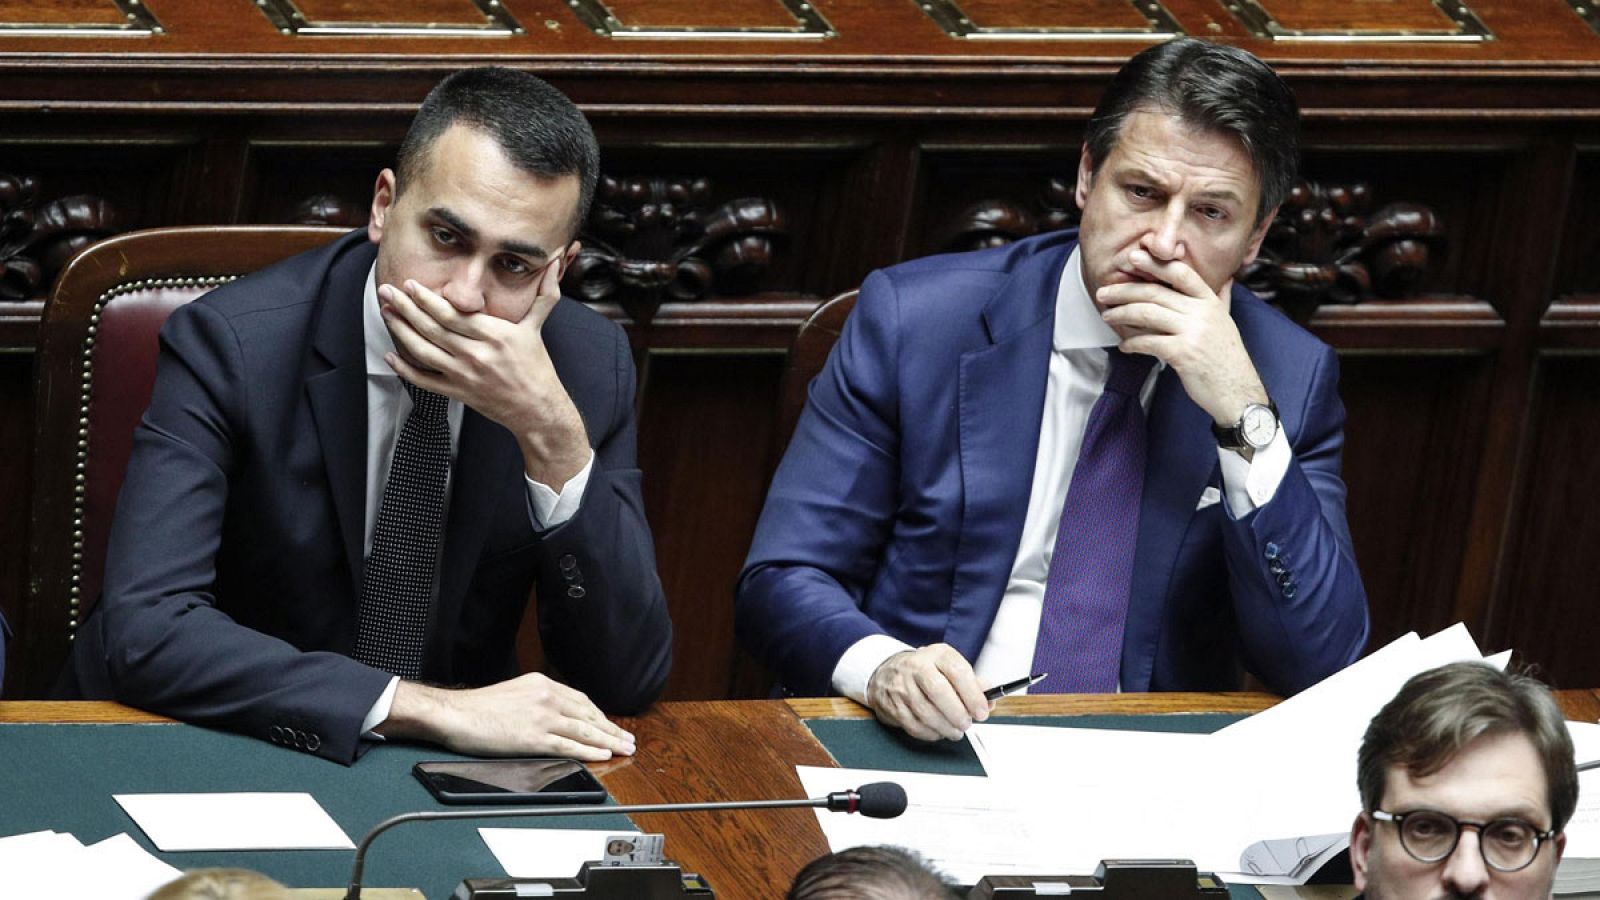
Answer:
[{"left": 353, "top": 382, "right": 451, "bottom": 678}]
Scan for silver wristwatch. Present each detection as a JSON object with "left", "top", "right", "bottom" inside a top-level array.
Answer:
[{"left": 1213, "top": 401, "right": 1279, "bottom": 452}]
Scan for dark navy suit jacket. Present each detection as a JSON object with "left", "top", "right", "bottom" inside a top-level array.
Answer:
[
  {"left": 65, "top": 231, "right": 671, "bottom": 763},
  {"left": 738, "top": 231, "right": 1368, "bottom": 697}
]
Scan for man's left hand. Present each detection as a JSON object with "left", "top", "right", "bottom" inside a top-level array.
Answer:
[
  {"left": 379, "top": 258, "right": 591, "bottom": 488},
  {"left": 1096, "top": 248, "right": 1269, "bottom": 427}
]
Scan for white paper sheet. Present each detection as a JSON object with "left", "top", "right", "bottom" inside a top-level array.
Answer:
[
  {"left": 82, "top": 833, "right": 184, "bottom": 898},
  {"left": 114, "top": 792, "right": 355, "bottom": 851},
  {"left": 804, "top": 625, "right": 1513, "bottom": 887},
  {"left": 0, "top": 830, "right": 181, "bottom": 900},
  {"left": 479, "top": 828, "right": 643, "bottom": 878},
  {"left": 795, "top": 765, "right": 1049, "bottom": 884}
]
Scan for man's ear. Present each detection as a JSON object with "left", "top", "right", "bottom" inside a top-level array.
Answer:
[
  {"left": 1075, "top": 145, "right": 1095, "bottom": 211},
  {"left": 1350, "top": 812, "right": 1374, "bottom": 892},
  {"left": 368, "top": 169, "right": 397, "bottom": 245},
  {"left": 1555, "top": 830, "right": 1567, "bottom": 864},
  {"left": 563, "top": 240, "right": 582, "bottom": 269}
]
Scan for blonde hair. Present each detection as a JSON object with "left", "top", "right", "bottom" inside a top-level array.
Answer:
[{"left": 147, "top": 868, "right": 291, "bottom": 900}]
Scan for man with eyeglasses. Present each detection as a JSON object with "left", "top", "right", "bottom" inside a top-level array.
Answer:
[{"left": 1350, "top": 661, "right": 1577, "bottom": 899}]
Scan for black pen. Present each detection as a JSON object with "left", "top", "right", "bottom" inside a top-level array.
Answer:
[{"left": 984, "top": 672, "right": 1047, "bottom": 701}]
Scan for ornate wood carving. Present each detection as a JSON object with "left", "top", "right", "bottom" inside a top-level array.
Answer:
[
  {"left": 0, "top": 175, "right": 117, "bottom": 303},
  {"left": 1240, "top": 180, "right": 1445, "bottom": 314},
  {"left": 566, "top": 175, "right": 786, "bottom": 324},
  {"left": 292, "top": 193, "right": 367, "bottom": 229},
  {"left": 938, "top": 177, "right": 1080, "bottom": 253}
]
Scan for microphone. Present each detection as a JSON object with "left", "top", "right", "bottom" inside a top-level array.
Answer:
[{"left": 343, "top": 782, "right": 906, "bottom": 899}]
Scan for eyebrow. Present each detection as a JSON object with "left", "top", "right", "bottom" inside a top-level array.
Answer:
[
  {"left": 428, "top": 207, "right": 550, "bottom": 260},
  {"left": 1117, "top": 167, "right": 1245, "bottom": 208}
]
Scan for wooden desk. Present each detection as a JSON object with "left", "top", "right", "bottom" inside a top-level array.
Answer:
[{"left": 7, "top": 693, "right": 1600, "bottom": 898}]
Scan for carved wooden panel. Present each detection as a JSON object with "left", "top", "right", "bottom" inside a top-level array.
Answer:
[
  {"left": 916, "top": 0, "right": 1182, "bottom": 39},
  {"left": 1226, "top": 0, "right": 1491, "bottom": 42},
  {"left": 635, "top": 352, "right": 785, "bottom": 700},
  {"left": 1337, "top": 353, "right": 1496, "bottom": 654},
  {"left": 582, "top": 143, "right": 860, "bottom": 302},
  {"left": 1296, "top": 147, "right": 1515, "bottom": 301},
  {"left": 568, "top": 0, "right": 834, "bottom": 38},
  {"left": 254, "top": 0, "right": 522, "bottom": 36},
  {"left": 242, "top": 141, "right": 396, "bottom": 227},
  {"left": 0, "top": 0, "right": 160, "bottom": 36},
  {"left": 1494, "top": 354, "right": 1600, "bottom": 684},
  {"left": 1554, "top": 148, "right": 1600, "bottom": 299}
]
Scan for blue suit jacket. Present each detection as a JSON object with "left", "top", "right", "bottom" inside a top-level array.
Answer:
[
  {"left": 64, "top": 231, "right": 671, "bottom": 763},
  {"left": 738, "top": 231, "right": 1368, "bottom": 697}
]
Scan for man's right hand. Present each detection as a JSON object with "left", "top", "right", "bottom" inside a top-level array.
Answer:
[
  {"left": 377, "top": 673, "right": 636, "bottom": 761},
  {"left": 865, "top": 644, "right": 992, "bottom": 741}
]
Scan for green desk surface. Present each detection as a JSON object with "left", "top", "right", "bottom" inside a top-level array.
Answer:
[
  {"left": 805, "top": 712, "right": 1272, "bottom": 899},
  {"left": 0, "top": 722, "right": 631, "bottom": 899}
]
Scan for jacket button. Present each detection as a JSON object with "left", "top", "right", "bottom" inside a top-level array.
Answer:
[
  {"left": 1276, "top": 570, "right": 1292, "bottom": 586},
  {"left": 269, "top": 725, "right": 284, "bottom": 743},
  {"left": 1283, "top": 583, "right": 1298, "bottom": 599},
  {"left": 559, "top": 554, "right": 578, "bottom": 571},
  {"left": 567, "top": 585, "right": 587, "bottom": 599},
  {"left": 306, "top": 733, "right": 322, "bottom": 752},
  {"left": 1264, "top": 542, "right": 1281, "bottom": 561}
]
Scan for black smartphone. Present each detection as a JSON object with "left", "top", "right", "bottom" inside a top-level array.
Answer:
[{"left": 412, "top": 758, "right": 609, "bottom": 805}]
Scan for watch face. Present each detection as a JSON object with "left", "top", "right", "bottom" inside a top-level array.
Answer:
[{"left": 1241, "top": 405, "right": 1277, "bottom": 448}]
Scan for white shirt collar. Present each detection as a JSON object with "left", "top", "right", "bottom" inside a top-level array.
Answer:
[
  {"left": 362, "top": 264, "right": 399, "bottom": 377},
  {"left": 1053, "top": 246, "right": 1121, "bottom": 352}
]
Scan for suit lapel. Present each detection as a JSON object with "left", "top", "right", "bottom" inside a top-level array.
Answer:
[
  {"left": 305, "top": 237, "right": 376, "bottom": 602},
  {"left": 1119, "top": 370, "right": 1215, "bottom": 691},
  {"left": 947, "top": 246, "right": 1066, "bottom": 659}
]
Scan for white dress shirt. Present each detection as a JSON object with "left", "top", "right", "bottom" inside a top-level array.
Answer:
[
  {"left": 358, "top": 265, "right": 594, "bottom": 732},
  {"left": 830, "top": 248, "right": 1292, "bottom": 703}
]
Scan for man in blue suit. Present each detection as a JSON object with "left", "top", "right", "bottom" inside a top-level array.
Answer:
[
  {"left": 65, "top": 68, "right": 671, "bottom": 764},
  {"left": 739, "top": 39, "right": 1368, "bottom": 741}
]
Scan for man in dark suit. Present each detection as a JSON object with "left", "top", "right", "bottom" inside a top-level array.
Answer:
[
  {"left": 65, "top": 68, "right": 672, "bottom": 764},
  {"left": 738, "top": 39, "right": 1368, "bottom": 741}
]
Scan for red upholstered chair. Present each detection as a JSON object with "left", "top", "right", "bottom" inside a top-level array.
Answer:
[{"left": 17, "top": 226, "right": 347, "bottom": 697}]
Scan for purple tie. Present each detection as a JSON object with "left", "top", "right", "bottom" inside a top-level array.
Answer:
[{"left": 1031, "top": 348, "right": 1156, "bottom": 693}]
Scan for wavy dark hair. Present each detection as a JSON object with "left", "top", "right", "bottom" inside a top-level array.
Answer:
[{"left": 1083, "top": 38, "right": 1299, "bottom": 226}]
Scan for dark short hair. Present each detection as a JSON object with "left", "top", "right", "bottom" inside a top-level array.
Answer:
[
  {"left": 788, "top": 846, "right": 959, "bottom": 900},
  {"left": 1083, "top": 38, "right": 1299, "bottom": 225},
  {"left": 395, "top": 66, "right": 599, "bottom": 239},
  {"left": 1357, "top": 662, "right": 1578, "bottom": 832}
]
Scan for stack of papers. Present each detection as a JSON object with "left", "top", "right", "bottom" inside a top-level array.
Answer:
[
  {"left": 799, "top": 624, "right": 1598, "bottom": 886},
  {"left": 0, "top": 830, "right": 181, "bottom": 898}
]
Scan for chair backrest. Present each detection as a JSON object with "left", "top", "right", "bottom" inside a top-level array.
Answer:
[
  {"left": 775, "top": 289, "right": 858, "bottom": 452},
  {"left": 19, "top": 225, "right": 347, "bottom": 697}
]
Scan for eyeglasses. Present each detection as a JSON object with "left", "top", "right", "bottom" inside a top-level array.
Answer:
[{"left": 1372, "top": 809, "right": 1556, "bottom": 873}]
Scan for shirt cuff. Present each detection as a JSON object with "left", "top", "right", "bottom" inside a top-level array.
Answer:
[
  {"left": 1218, "top": 427, "right": 1292, "bottom": 516},
  {"left": 525, "top": 451, "right": 595, "bottom": 531},
  {"left": 360, "top": 676, "right": 401, "bottom": 741},
  {"left": 831, "top": 634, "right": 916, "bottom": 705}
]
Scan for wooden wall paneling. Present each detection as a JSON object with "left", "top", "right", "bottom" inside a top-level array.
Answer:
[
  {"left": 910, "top": 141, "right": 1084, "bottom": 260},
  {"left": 0, "top": 354, "right": 32, "bottom": 698},
  {"left": 635, "top": 350, "right": 786, "bottom": 699},
  {"left": 1458, "top": 136, "right": 1577, "bottom": 650},
  {"left": 1336, "top": 352, "right": 1498, "bottom": 653},
  {"left": 1495, "top": 353, "right": 1600, "bottom": 687},
  {"left": 1552, "top": 147, "right": 1600, "bottom": 300},
  {"left": 240, "top": 139, "right": 398, "bottom": 227}
]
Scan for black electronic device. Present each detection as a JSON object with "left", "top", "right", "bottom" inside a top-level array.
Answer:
[
  {"left": 968, "top": 859, "right": 1230, "bottom": 898},
  {"left": 453, "top": 854, "right": 714, "bottom": 898},
  {"left": 342, "top": 782, "right": 906, "bottom": 899},
  {"left": 413, "top": 758, "right": 609, "bottom": 805}
]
